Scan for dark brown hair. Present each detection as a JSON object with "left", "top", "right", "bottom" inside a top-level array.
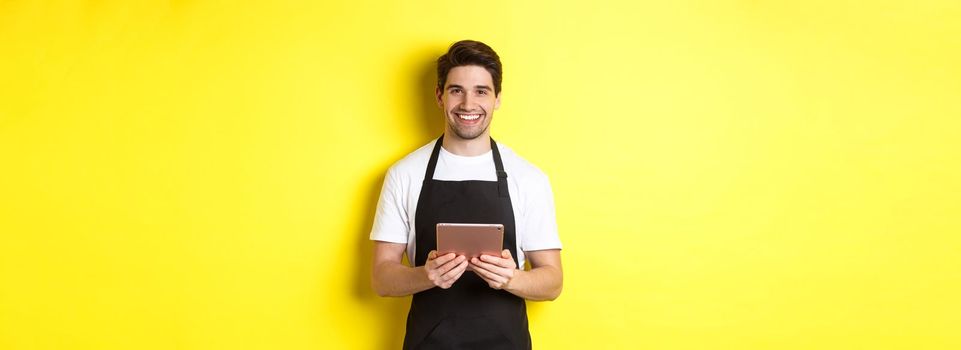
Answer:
[{"left": 436, "top": 40, "right": 503, "bottom": 95}]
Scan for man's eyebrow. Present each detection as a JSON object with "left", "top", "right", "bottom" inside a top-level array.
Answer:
[{"left": 446, "top": 84, "right": 493, "bottom": 91}]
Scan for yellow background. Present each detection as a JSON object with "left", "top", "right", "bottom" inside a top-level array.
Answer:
[{"left": 2, "top": 1, "right": 960, "bottom": 349}]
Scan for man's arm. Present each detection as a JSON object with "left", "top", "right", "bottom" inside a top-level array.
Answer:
[
  {"left": 470, "top": 249, "right": 563, "bottom": 301},
  {"left": 371, "top": 241, "right": 470, "bottom": 297}
]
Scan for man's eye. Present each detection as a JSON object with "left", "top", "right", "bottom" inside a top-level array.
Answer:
[
  {"left": 450, "top": 89, "right": 462, "bottom": 94},
  {"left": 478, "top": 90, "right": 488, "bottom": 95}
]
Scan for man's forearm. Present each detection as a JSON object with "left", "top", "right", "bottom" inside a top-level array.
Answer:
[
  {"left": 372, "top": 261, "right": 435, "bottom": 297},
  {"left": 504, "top": 265, "right": 563, "bottom": 301}
]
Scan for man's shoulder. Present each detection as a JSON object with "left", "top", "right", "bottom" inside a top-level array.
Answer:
[
  {"left": 498, "top": 143, "right": 550, "bottom": 184},
  {"left": 386, "top": 139, "right": 436, "bottom": 180}
]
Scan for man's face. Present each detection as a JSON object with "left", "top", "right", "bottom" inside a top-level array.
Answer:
[{"left": 436, "top": 65, "right": 501, "bottom": 141}]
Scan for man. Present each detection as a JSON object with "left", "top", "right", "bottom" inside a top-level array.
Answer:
[{"left": 370, "top": 40, "right": 563, "bottom": 349}]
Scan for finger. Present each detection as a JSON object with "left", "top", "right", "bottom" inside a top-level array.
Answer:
[
  {"left": 431, "top": 252, "right": 456, "bottom": 266},
  {"left": 501, "top": 249, "right": 512, "bottom": 259},
  {"left": 449, "top": 261, "right": 469, "bottom": 281},
  {"left": 471, "top": 257, "right": 509, "bottom": 276},
  {"left": 480, "top": 254, "right": 516, "bottom": 269},
  {"left": 469, "top": 262, "right": 494, "bottom": 281},
  {"left": 472, "top": 264, "right": 506, "bottom": 285},
  {"left": 472, "top": 268, "right": 494, "bottom": 284},
  {"left": 428, "top": 250, "right": 438, "bottom": 260},
  {"left": 440, "top": 261, "right": 469, "bottom": 289},
  {"left": 437, "top": 255, "right": 466, "bottom": 273},
  {"left": 441, "top": 261, "right": 469, "bottom": 281}
]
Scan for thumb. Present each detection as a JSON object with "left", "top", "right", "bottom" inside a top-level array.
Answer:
[
  {"left": 428, "top": 250, "right": 438, "bottom": 260},
  {"left": 501, "top": 249, "right": 512, "bottom": 259}
]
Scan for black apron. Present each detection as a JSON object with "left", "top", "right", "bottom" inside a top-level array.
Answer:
[{"left": 403, "top": 135, "right": 531, "bottom": 350}]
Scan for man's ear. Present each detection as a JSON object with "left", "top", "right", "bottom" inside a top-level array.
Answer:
[
  {"left": 494, "top": 92, "right": 502, "bottom": 110},
  {"left": 435, "top": 87, "right": 444, "bottom": 108}
]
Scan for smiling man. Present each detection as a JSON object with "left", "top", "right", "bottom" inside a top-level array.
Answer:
[{"left": 370, "top": 40, "right": 563, "bottom": 349}]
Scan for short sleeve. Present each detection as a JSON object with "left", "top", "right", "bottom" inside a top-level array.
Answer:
[
  {"left": 369, "top": 167, "right": 409, "bottom": 244},
  {"left": 519, "top": 173, "right": 562, "bottom": 251}
]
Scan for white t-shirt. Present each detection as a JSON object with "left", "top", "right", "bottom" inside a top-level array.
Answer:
[{"left": 369, "top": 139, "right": 562, "bottom": 267}]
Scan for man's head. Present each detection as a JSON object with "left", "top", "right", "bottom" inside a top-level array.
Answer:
[
  {"left": 437, "top": 40, "right": 502, "bottom": 95},
  {"left": 436, "top": 40, "right": 503, "bottom": 141}
]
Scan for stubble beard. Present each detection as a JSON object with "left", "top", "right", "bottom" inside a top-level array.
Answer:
[
  {"left": 451, "top": 123, "right": 488, "bottom": 140},
  {"left": 447, "top": 114, "right": 490, "bottom": 140}
]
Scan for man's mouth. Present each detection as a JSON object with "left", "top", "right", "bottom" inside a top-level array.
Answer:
[{"left": 455, "top": 113, "right": 483, "bottom": 122}]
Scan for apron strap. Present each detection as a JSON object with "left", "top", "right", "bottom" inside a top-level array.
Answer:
[
  {"left": 422, "top": 135, "right": 445, "bottom": 191},
  {"left": 490, "top": 138, "right": 509, "bottom": 198}
]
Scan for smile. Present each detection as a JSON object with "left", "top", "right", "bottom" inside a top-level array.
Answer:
[{"left": 456, "top": 113, "right": 482, "bottom": 121}]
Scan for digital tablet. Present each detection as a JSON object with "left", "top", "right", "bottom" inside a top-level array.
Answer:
[{"left": 436, "top": 223, "right": 504, "bottom": 265}]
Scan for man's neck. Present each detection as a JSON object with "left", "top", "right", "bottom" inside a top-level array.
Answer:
[{"left": 442, "top": 131, "right": 492, "bottom": 157}]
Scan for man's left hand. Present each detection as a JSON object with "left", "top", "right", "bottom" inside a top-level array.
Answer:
[{"left": 470, "top": 249, "right": 517, "bottom": 290}]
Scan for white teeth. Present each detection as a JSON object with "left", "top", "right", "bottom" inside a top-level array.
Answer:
[{"left": 458, "top": 114, "right": 481, "bottom": 120}]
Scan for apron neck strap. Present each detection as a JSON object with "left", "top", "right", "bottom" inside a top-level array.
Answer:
[
  {"left": 490, "top": 137, "right": 509, "bottom": 198},
  {"left": 423, "top": 134, "right": 510, "bottom": 198}
]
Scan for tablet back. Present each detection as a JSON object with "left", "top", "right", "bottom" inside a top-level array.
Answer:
[{"left": 436, "top": 223, "right": 504, "bottom": 260}]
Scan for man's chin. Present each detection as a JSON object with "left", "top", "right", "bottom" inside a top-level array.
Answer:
[{"left": 451, "top": 127, "right": 486, "bottom": 140}]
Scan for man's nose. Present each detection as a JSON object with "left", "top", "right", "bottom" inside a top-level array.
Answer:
[{"left": 460, "top": 94, "right": 475, "bottom": 109}]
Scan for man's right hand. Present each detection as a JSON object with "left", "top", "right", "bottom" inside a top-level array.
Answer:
[{"left": 425, "top": 250, "right": 469, "bottom": 289}]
